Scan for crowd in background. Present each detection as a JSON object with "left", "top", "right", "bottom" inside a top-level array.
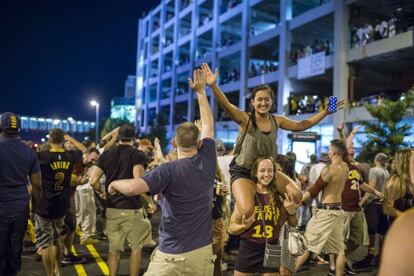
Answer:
[{"left": 351, "top": 8, "right": 414, "bottom": 48}]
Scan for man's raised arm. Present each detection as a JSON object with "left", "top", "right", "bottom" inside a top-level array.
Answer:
[
  {"left": 64, "top": 134, "right": 87, "bottom": 153},
  {"left": 189, "top": 69, "right": 214, "bottom": 139}
]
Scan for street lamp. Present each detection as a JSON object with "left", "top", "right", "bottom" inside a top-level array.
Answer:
[
  {"left": 90, "top": 100, "right": 100, "bottom": 143},
  {"left": 68, "top": 117, "right": 75, "bottom": 136}
]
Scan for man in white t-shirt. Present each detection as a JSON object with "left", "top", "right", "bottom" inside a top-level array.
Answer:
[{"left": 75, "top": 149, "right": 100, "bottom": 245}]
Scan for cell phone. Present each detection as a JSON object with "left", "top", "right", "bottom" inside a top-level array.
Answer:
[{"left": 327, "top": 96, "right": 338, "bottom": 113}]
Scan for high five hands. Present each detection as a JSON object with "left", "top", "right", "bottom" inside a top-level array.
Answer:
[
  {"left": 189, "top": 69, "right": 206, "bottom": 93},
  {"left": 201, "top": 63, "right": 218, "bottom": 86}
]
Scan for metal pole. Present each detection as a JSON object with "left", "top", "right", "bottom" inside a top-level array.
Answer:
[{"left": 96, "top": 104, "right": 100, "bottom": 143}]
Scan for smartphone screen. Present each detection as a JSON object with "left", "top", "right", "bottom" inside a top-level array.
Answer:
[{"left": 328, "top": 96, "right": 337, "bottom": 113}]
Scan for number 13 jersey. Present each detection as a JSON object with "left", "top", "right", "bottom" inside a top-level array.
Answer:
[
  {"left": 36, "top": 149, "right": 83, "bottom": 218},
  {"left": 240, "top": 192, "right": 288, "bottom": 245}
]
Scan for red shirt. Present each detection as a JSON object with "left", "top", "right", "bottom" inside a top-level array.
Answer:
[
  {"left": 342, "top": 164, "right": 363, "bottom": 211},
  {"left": 240, "top": 192, "right": 287, "bottom": 245}
]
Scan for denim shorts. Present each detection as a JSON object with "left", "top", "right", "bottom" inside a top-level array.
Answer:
[{"left": 229, "top": 161, "right": 252, "bottom": 185}]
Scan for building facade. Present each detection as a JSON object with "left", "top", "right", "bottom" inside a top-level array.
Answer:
[{"left": 135, "top": 0, "right": 414, "bottom": 162}]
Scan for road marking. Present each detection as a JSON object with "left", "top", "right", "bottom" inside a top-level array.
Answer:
[
  {"left": 71, "top": 246, "right": 87, "bottom": 276},
  {"left": 86, "top": 244, "right": 109, "bottom": 275},
  {"left": 76, "top": 227, "right": 109, "bottom": 275}
]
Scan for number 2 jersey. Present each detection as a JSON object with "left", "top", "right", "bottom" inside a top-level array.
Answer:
[
  {"left": 36, "top": 149, "right": 83, "bottom": 219},
  {"left": 240, "top": 192, "right": 288, "bottom": 245}
]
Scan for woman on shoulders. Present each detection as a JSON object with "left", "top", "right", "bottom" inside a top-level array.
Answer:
[{"left": 201, "top": 63, "right": 343, "bottom": 226}]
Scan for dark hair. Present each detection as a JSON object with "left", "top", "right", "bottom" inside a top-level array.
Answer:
[
  {"left": 49, "top": 128, "right": 65, "bottom": 144},
  {"left": 88, "top": 147, "right": 100, "bottom": 155},
  {"left": 120, "top": 138, "right": 134, "bottom": 143},
  {"left": 99, "top": 139, "right": 108, "bottom": 148},
  {"left": 310, "top": 154, "right": 317, "bottom": 163},
  {"left": 249, "top": 84, "right": 275, "bottom": 128},
  {"left": 331, "top": 139, "right": 346, "bottom": 157},
  {"left": 82, "top": 140, "right": 93, "bottom": 148},
  {"left": 175, "top": 122, "right": 200, "bottom": 149},
  {"left": 276, "top": 154, "right": 297, "bottom": 180}
]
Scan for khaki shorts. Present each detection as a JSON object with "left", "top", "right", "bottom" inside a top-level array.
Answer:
[
  {"left": 106, "top": 208, "right": 152, "bottom": 252},
  {"left": 212, "top": 218, "right": 226, "bottom": 245},
  {"left": 342, "top": 210, "right": 369, "bottom": 250},
  {"left": 145, "top": 244, "right": 215, "bottom": 276},
  {"left": 305, "top": 209, "right": 345, "bottom": 255}
]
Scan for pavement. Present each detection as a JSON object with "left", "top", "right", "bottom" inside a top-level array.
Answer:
[{"left": 19, "top": 210, "right": 378, "bottom": 276}]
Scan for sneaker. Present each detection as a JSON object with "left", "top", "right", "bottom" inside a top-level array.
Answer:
[
  {"left": 344, "top": 262, "right": 356, "bottom": 275},
  {"left": 354, "top": 253, "right": 373, "bottom": 268},
  {"left": 372, "top": 255, "right": 380, "bottom": 266},
  {"left": 61, "top": 253, "right": 86, "bottom": 265},
  {"left": 327, "top": 267, "right": 335, "bottom": 276},
  {"left": 80, "top": 237, "right": 101, "bottom": 245}
]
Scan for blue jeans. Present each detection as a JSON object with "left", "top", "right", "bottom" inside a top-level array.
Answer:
[{"left": 0, "top": 209, "right": 29, "bottom": 276}]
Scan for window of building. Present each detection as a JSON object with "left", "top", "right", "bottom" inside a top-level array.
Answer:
[
  {"left": 174, "top": 102, "right": 188, "bottom": 124},
  {"left": 178, "top": 41, "right": 191, "bottom": 66},
  {"left": 292, "top": 0, "right": 331, "bottom": 18},
  {"left": 196, "top": 30, "right": 213, "bottom": 59},
  {"left": 165, "top": 0, "right": 175, "bottom": 23},
  {"left": 220, "top": 14, "right": 242, "bottom": 49},
  {"left": 250, "top": 0, "right": 280, "bottom": 37},
  {"left": 149, "top": 84, "right": 158, "bottom": 103},
  {"left": 290, "top": 14, "right": 334, "bottom": 66},
  {"left": 150, "top": 59, "right": 159, "bottom": 78},
  {"left": 198, "top": 0, "right": 214, "bottom": 27},
  {"left": 218, "top": 91, "right": 239, "bottom": 121},
  {"left": 176, "top": 71, "right": 190, "bottom": 96},
  {"left": 249, "top": 37, "right": 279, "bottom": 78},
  {"left": 219, "top": 53, "right": 241, "bottom": 85},
  {"left": 179, "top": 13, "right": 192, "bottom": 38},
  {"left": 220, "top": 0, "right": 242, "bottom": 15},
  {"left": 161, "top": 78, "right": 172, "bottom": 99}
]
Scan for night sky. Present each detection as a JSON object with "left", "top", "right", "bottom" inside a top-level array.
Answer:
[{"left": 0, "top": 0, "right": 158, "bottom": 121}]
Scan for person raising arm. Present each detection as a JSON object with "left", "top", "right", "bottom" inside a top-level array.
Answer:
[{"left": 201, "top": 63, "right": 343, "bottom": 225}]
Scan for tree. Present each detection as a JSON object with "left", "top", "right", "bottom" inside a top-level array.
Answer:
[
  {"left": 140, "top": 113, "right": 168, "bottom": 151},
  {"left": 356, "top": 87, "right": 414, "bottom": 163},
  {"left": 100, "top": 118, "right": 132, "bottom": 138}
]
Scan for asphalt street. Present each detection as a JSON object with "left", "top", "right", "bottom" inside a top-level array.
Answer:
[{"left": 19, "top": 210, "right": 378, "bottom": 276}]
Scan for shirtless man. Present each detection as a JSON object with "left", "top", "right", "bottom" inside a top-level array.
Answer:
[{"left": 296, "top": 139, "right": 349, "bottom": 276}]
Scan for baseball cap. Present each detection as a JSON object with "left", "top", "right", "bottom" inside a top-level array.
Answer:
[
  {"left": 375, "top": 153, "right": 388, "bottom": 165},
  {"left": 118, "top": 124, "right": 136, "bottom": 140},
  {"left": 0, "top": 112, "right": 21, "bottom": 135}
]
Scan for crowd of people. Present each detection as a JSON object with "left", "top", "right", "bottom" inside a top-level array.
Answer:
[
  {"left": 1, "top": 64, "right": 413, "bottom": 276},
  {"left": 351, "top": 8, "right": 412, "bottom": 49},
  {"left": 249, "top": 61, "right": 278, "bottom": 78},
  {"left": 220, "top": 67, "right": 240, "bottom": 84},
  {"left": 290, "top": 39, "right": 332, "bottom": 65}
]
